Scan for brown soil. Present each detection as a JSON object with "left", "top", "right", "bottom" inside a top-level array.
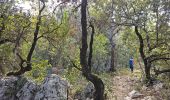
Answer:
[{"left": 111, "top": 75, "right": 139, "bottom": 100}]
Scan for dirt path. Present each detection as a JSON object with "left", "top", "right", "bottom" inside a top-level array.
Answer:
[
  {"left": 112, "top": 74, "right": 139, "bottom": 100},
  {"left": 109, "top": 70, "right": 169, "bottom": 100}
]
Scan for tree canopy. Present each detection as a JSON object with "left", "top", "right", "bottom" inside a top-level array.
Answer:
[{"left": 0, "top": 0, "right": 170, "bottom": 99}]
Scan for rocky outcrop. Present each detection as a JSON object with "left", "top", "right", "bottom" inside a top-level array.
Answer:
[
  {"left": 0, "top": 74, "right": 68, "bottom": 100},
  {"left": 16, "top": 81, "right": 38, "bottom": 100},
  {"left": 0, "top": 76, "right": 19, "bottom": 100},
  {"left": 74, "top": 82, "right": 94, "bottom": 100},
  {"left": 34, "top": 74, "right": 68, "bottom": 100}
]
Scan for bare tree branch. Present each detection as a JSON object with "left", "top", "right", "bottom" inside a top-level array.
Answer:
[
  {"left": 67, "top": 56, "right": 81, "bottom": 71},
  {"left": 154, "top": 68, "right": 170, "bottom": 76},
  {"left": 0, "top": 39, "right": 14, "bottom": 45}
]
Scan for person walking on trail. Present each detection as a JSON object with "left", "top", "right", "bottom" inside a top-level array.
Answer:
[{"left": 129, "top": 57, "right": 134, "bottom": 73}]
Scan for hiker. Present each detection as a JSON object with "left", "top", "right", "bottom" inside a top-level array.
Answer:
[{"left": 129, "top": 57, "right": 134, "bottom": 72}]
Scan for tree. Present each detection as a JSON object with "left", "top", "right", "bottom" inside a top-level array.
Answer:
[
  {"left": 80, "top": 0, "right": 104, "bottom": 99},
  {"left": 7, "top": 0, "right": 46, "bottom": 76},
  {"left": 89, "top": 0, "right": 119, "bottom": 72},
  {"left": 112, "top": 0, "right": 170, "bottom": 83}
]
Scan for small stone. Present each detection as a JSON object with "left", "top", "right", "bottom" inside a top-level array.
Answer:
[
  {"left": 124, "top": 96, "right": 131, "bottom": 100},
  {"left": 142, "top": 85, "right": 148, "bottom": 91},
  {"left": 153, "top": 82, "right": 163, "bottom": 91},
  {"left": 128, "top": 90, "right": 144, "bottom": 99}
]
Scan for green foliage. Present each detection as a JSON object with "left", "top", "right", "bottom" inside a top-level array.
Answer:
[
  {"left": 0, "top": 2, "right": 170, "bottom": 99},
  {"left": 93, "top": 33, "right": 108, "bottom": 55},
  {"left": 62, "top": 68, "right": 87, "bottom": 97},
  {"left": 0, "top": 44, "right": 17, "bottom": 74},
  {"left": 25, "top": 59, "right": 51, "bottom": 83},
  {"left": 98, "top": 72, "right": 116, "bottom": 99},
  {"left": 63, "top": 68, "right": 80, "bottom": 84}
]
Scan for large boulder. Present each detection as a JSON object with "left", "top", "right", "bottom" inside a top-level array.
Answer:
[
  {"left": 16, "top": 81, "right": 38, "bottom": 100},
  {"left": 0, "top": 76, "right": 38, "bottom": 100},
  {"left": 34, "top": 74, "right": 68, "bottom": 100},
  {"left": 82, "top": 83, "right": 95, "bottom": 99},
  {"left": 0, "top": 76, "right": 19, "bottom": 100},
  {"left": 0, "top": 74, "right": 68, "bottom": 100},
  {"left": 74, "top": 82, "right": 95, "bottom": 100}
]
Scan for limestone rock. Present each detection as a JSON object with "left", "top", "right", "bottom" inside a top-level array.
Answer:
[
  {"left": 124, "top": 96, "right": 131, "bottom": 100},
  {"left": 74, "top": 82, "right": 95, "bottom": 100},
  {"left": 128, "top": 90, "right": 144, "bottom": 99},
  {"left": 0, "top": 74, "right": 68, "bottom": 100},
  {"left": 16, "top": 81, "right": 38, "bottom": 100},
  {"left": 74, "top": 91, "right": 82, "bottom": 100},
  {"left": 34, "top": 74, "right": 68, "bottom": 100},
  {"left": 83, "top": 82, "right": 95, "bottom": 99},
  {"left": 142, "top": 85, "right": 148, "bottom": 91},
  {"left": 0, "top": 76, "right": 18, "bottom": 100},
  {"left": 153, "top": 82, "right": 163, "bottom": 91}
]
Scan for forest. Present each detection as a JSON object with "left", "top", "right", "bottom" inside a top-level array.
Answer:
[{"left": 0, "top": 0, "right": 170, "bottom": 100}]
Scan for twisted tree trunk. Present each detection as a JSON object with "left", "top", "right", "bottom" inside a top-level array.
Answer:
[
  {"left": 135, "top": 26, "right": 151, "bottom": 81},
  {"left": 80, "top": 0, "right": 104, "bottom": 99}
]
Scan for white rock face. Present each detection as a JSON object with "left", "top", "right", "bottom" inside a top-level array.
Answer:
[
  {"left": 128, "top": 90, "right": 144, "bottom": 99},
  {"left": 82, "top": 82, "right": 94, "bottom": 99},
  {"left": 0, "top": 76, "right": 19, "bottom": 100},
  {"left": 153, "top": 82, "right": 163, "bottom": 91},
  {"left": 0, "top": 74, "right": 68, "bottom": 100},
  {"left": 16, "top": 81, "right": 38, "bottom": 100},
  {"left": 74, "top": 82, "right": 94, "bottom": 100},
  {"left": 34, "top": 74, "right": 68, "bottom": 100}
]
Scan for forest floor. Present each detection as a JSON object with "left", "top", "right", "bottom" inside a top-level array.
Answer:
[
  {"left": 105, "top": 69, "right": 142, "bottom": 100},
  {"left": 107, "top": 68, "right": 170, "bottom": 100},
  {"left": 69, "top": 68, "right": 170, "bottom": 100},
  {"left": 111, "top": 74, "right": 138, "bottom": 100}
]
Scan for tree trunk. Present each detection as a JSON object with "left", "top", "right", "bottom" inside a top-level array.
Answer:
[
  {"left": 80, "top": 0, "right": 104, "bottom": 99},
  {"left": 88, "top": 22, "right": 95, "bottom": 72},
  {"left": 145, "top": 65, "right": 151, "bottom": 81},
  {"left": 84, "top": 73, "right": 104, "bottom": 100},
  {"left": 135, "top": 26, "right": 151, "bottom": 81},
  {"left": 110, "top": 46, "right": 115, "bottom": 71},
  {"left": 155, "top": 69, "right": 170, "bottom": 75},
  {"left": 137, "top": 55, "right": 145, "bottom": 78}
]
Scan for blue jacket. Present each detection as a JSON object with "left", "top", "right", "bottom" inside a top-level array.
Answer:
[{"left": 129, "top": 59, "right": 133, "bottom": 67}]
